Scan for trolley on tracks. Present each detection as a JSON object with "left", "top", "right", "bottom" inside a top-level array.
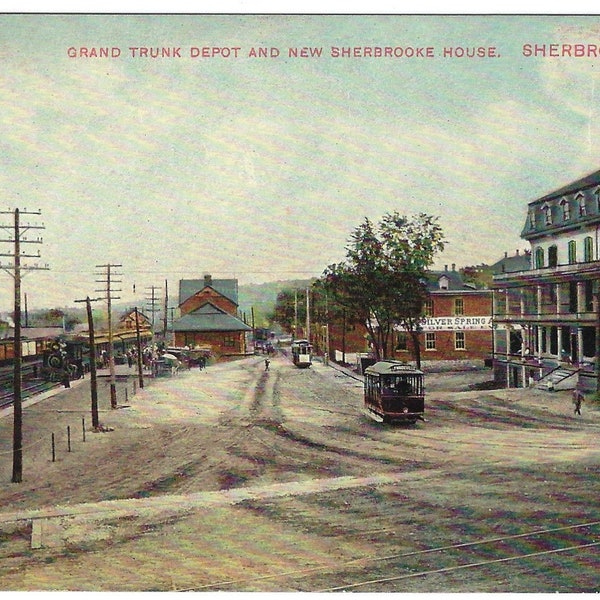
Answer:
[
  {"left": 291, "top": 339, "right": 312, "bottom": 368},
  {"left": 363, "top": 360, "right": 425, "bottom": 424}
]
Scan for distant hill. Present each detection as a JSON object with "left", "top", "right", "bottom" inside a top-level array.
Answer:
[{"left": 238, "top": 279, "right": 314, "bottom": 327}]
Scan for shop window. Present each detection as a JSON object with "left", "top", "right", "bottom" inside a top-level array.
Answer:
[{"left": 425, "top": 332, "right": 436, "bottom": 350}]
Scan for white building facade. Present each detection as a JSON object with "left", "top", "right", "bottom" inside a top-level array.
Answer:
[{"left": 492, "top": 169, "right": 600, "bottom": 391}]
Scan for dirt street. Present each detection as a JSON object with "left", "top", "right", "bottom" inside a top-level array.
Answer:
[{"left": 0, "top": 354, "right": 598, "bottom": 592}]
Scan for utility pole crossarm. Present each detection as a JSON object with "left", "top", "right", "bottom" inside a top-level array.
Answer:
[
  {"left": 94, "top": 263, "right": 123, "bottom": 409},
  {"left": 0, "top": 208, "right": 48, "bottom": 484}
]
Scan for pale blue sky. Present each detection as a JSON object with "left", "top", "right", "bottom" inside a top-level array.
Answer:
[{"left": 2, "top": 13, "right": 600, "bottom": 308}]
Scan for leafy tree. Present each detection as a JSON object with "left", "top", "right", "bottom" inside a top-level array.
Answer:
[
  {"left": 24, "top": 308, "right": 84, "bottom": 331},
  {"left": 321, "top": 212, "right": 445, "bottom": 365},
  {"left": 460, "top": 264, "right": 493, "bottom": 288}
]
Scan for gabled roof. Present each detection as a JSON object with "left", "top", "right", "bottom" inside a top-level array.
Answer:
[
  {"left": 179, "top": 278, "right": 239, "bottom": 306},
  {"left": 119, "top": 309, "right": 151, "bottom": 323},
  {"left": 424, "top": 269, "right": 472, "bottom": 292},
  {"left": 490, "top": 252, "right": 531, "bottom": 275},
  {"left": 172, "top": 302, "right": 251, "bottom": 332}
]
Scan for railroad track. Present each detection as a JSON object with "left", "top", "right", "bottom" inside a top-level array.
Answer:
[
  {"left": 181, "top": 520, "right": 600, "bottom": 592},
  {"left": 0, "top": 378, "right": 62, "bottom": 409}
]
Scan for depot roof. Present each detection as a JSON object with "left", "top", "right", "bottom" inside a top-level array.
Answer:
[{"left": 172, "top": 302, "right": 251, "bottom": 332}]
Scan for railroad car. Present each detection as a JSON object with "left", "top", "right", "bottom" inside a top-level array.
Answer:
[
  {"left": 0, "top": 337, "right": 53, "bottom": 367},
  {"left": 291, "top": 339, "right": 312, "bottom": 368},
  {"left": 363, "top": 360, "right": 425, "bottom": 424}
]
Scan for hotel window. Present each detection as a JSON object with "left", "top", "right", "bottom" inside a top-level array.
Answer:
[
  {"left": 535, "top": 247, "right": 544, "bottom": 269},
  {"left": 561, "top": 198, "right": 570, "bottom": 221},
  {"left": 548, "top": 245, "right": 558, "bottom": 267},
  {"left": 585, "top": 280, "right": 594, "bottom": 311},
  {"left": 424, "top": 298, "right": 434, "bottom": 317},
  {"left": 584, "top": 236, "right": 594, "bottom": 262},
  {"left": 543, "top": 203, "right": 553, "bottom": 225},
  {"left": 454, "top": 297, "right": 464, "bottom": 316},
  {"left": 568, "top": 240, "right": 577, "bottom": 264},
  {"left": 455, "top": 331, "right": 466, "bottom": 350},
  {"left": 425, "top": 332, "right": 436, "bottom": 350},
  {"left": 395, "top": 332, "right": 408, "bottom": 351},
  {"left": 577, "top": 193, "right": 587, "bottom": 217}
]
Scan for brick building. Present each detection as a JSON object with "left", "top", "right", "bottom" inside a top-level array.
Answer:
[
  {"left": 323, "top": 265, "right": 493, "bottom": 366},
  {"left": 172, "top": 274, "right": 252, "bottom": 358},
  {"left": 394, "top": 266, "right": 493, "bottom": 365}
]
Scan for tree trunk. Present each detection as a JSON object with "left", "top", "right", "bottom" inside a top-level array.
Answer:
[{"left": 411, "top": 330, "right": 422, "bottom": 370}]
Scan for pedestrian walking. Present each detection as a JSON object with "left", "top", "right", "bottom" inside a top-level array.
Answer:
[
  {"left": 62, "top": 369, "right": 71, "bottom": 388},
  {"left": 572, "top": 388, "right": 584, "bottom": 415},
  {"left": 265, "top": 358, "right": 270, "bottom": 371}
]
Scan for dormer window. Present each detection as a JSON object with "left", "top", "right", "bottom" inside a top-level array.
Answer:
[
  {"left": 595, "top": 187, "right": 600, "bottom": 212},
  {"left": 438, "top": 276, "right": 449, "bottom": 290},
  {"left": 577, "top": 193, "right": 586, "bottom": 217},
  {"left": 560, "top": 198, "right": 570, "bottom": 220},
  {"left": 542, "top": 203, "right": 553, "bottom": 225},
  {"left": 528, "top": 209, "right": 535, "bottom": 229}
]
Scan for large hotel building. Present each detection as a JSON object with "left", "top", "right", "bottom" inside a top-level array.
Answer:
[{"left": 492, "top": 169, "right": 600, "bottom": 391}]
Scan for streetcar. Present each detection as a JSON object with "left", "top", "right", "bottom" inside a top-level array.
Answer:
[
  {"left": 363, "top": 360, "right": 425, "bottom": 424},
  {"left": 291, "top": 339, "right": 312, "bottom": 368}
]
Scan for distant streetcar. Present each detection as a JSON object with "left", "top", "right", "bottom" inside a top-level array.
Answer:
[
  {"left": 363, "top": 360, "right": 425, "bottom": 424},
  {"left": 291, "top": 339, "right": 312, "bottom": 368}
]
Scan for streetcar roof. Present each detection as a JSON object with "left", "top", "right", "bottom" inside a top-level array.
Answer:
[{"left": 364, "top": 360, "right": 424, "bottom": 376}]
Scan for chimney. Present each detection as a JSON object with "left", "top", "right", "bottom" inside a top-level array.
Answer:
[
  {"left": 516, "top": 249, "right": 520, "bottom": 255},
  {"left": 444, "top": 265, "right": 448, "bottom": 271},
  {"left": 204, "top": 273, "right": 212, "bottom": 287},
  {"left": 452, "top": 263, "right": 456, "bottom": 271}
]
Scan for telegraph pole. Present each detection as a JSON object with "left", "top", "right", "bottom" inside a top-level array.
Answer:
[
  {"left": 145, "top": 285, "right": 160, "bottom": 332},
  {"left": 74, "top": 296, "right": 102, "bottom": 429},
  {"left": 162, "top": 279, "right": 168, "bottom": 342},
  {"left": 306, "top": 287, "right": 310, "bottom": 343},
  {"left": 0, "top": 208, "right": 48, "bottom": 483},
  {"left": 134, "top": 306, "right": 144, "bottom": 390},
  {"left": 95, "top": 264, "right": 122, "bottom": 409}
]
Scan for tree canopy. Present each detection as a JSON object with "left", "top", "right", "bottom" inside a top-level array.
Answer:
[{"left": 320, "top": 212, "right": 445, "bottom": 363}]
